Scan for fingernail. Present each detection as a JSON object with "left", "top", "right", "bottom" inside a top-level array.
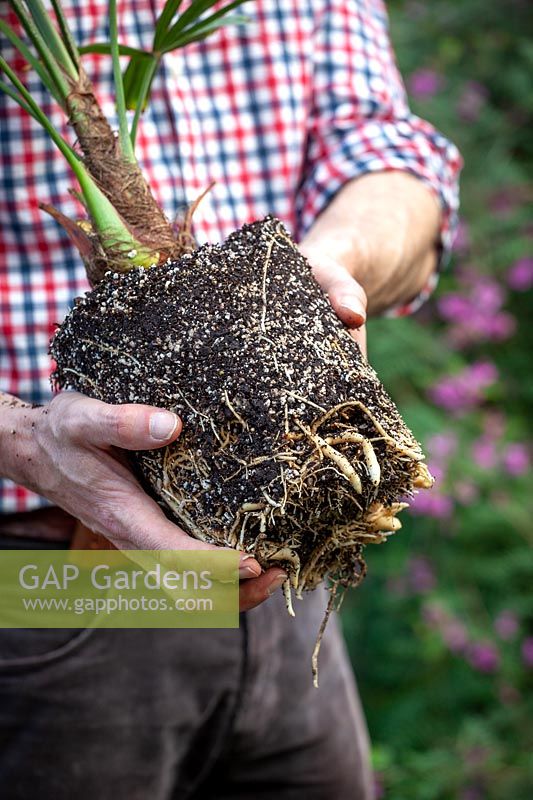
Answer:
[
  {"left": 239, "top": 555, "right": 261, "bottom": 580},
  {"left": 340, "top": 297, "right": 366, "bottom": 321},
  {"left": 149, "top": 411, "right": 179, "bottom": 441},
  {"left": 239, "top": 565, "right": 260, "bottom": 579},
  {"left": 267, "top": 573, "right": 288, "bottom": 596}
]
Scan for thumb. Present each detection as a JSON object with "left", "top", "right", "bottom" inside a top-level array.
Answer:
[
  {"left": 300, "top": 248, "right": 367, "bottom": 328},
  {"left": 71, "top": 397, "right": 182, "bottom": 451}
]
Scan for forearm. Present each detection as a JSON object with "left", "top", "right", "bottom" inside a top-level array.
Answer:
[
  {"left": 301, "top": 171, "right": 442, "bottom": 315},
  {"left": 0, "top": 392, "right": 34, "bottom": 483}
]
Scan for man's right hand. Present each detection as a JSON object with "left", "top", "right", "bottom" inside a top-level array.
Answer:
[{"left": 0, "top": 391, "right": 287, "bottom": 611}]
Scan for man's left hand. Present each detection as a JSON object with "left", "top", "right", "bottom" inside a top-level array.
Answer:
[{"left": 298, "top": 242, "right": 367, "bottom": 355}]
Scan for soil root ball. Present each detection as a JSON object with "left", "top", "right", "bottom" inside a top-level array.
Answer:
[{"left": 51, "top": 216, "right": 432, "bottom": 600}]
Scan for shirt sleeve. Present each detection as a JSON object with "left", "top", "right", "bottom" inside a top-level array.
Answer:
[{"left": 295, "top": 0, "right": 463, "bottom": 315}]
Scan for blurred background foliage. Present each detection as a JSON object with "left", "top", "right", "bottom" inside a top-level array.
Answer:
[{"left": 341, "top": 1, "right": 533, "bottom": 797}]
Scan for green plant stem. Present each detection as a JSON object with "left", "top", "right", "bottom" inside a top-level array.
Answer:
[
  {"left": 49, "top": 0, "right": 80, "bottom": 67},
  {"left": 129, "top": 56, "right": 159, "bottom": 147},
  {"left": 109, "top": 0, "right": 136, "bottom": 163},
  {"left": 9, "top": 0, "right": 72, "bottom": 104},
  {"left": 0, "top": 56, "right": 152, "bottom": 266},
  {"left": 24, "top": 0, "right": 78, "bottom": 80},
  {"left": 0, "top": 57, "right": 77, "bottom": 159},
  {"left": 0, "top": 20, "right": 63, "bottom": 106},
  {"left": 0, "top": 79, "right": 41, "bottom": 121}
]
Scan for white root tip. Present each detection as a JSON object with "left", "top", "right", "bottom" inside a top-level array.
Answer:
[
  {"left": 283, "top": 579, "right": 295, "bottom": 617},
  {"left": 413, "top": 462, "right": 434, "bottom": 489}
]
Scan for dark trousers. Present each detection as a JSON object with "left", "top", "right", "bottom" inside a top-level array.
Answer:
[{"left": 0, "top": 542, "right": 373, "bottom": 799}]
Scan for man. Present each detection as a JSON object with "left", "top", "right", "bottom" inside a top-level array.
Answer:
[{"left": 0, "top": 0, "right": 461, "bottom": 797}]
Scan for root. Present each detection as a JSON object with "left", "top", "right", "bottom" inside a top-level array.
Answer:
[
  {"left": 312, "top": 582, "right": 340, "bottom": 688},
  {"left": 295, "top": 420, "right": 363, "bottom": 494},
  {"left": 312, "top": 399, "right": 425, "bottom": 462},
  {"left": 283, "top": 579, "right": 295, "bottom": 617},
  {"left": 325, "top": 432, "right": 381, "bottom": 489},
  {"left": 175, "top": 181, "right": 216, "bottom": 253},
  {"left": 223, "top": 391, "right": 248, "bottom": 429}
]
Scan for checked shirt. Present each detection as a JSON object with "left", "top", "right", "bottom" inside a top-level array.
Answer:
[{"left": 0, "top": 0, "right": 461, "bottom": 511}]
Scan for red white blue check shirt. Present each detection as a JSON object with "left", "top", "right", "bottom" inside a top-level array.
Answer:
[{"left": 0, "top": 0, "right": 462, "bottom": 512}]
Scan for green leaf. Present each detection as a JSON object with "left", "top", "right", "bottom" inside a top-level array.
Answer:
[
  {"left": 9, "top": 0, "right": 72, "bottom": 101},
  {"left": 109, "top": 0, "right": 136, "bottom": 162},
  {"left": 160, "top": 13, "right": 249, "bottom": 53},
  {"left": 153, "top": 0, "right": 185, "bottom": 50},
  {"left": 49, "top": 0, "right": 80, "bottom": 68},
  {"left": 79, "top": 42, "right": 151, "bottom": 58},
  {"left": 24, "top": 0, "right": 78, "bottom": 79},
  {"left": 0, "top": 78, "right": 46, "bottom": 124},
  {"left": 160, "top": 0, "right": 251, "bottom": 51},
  {"left": 0, "top": 19, "right": 63, "bottom": 106},
  {"left": 129, "top": 57, "right": 159, "bottom": 145},
  {"left": 123, "top": 54, "right": 158, "bottom": 111},
  {"left": 161, "top": 0, "right": 226, "bottom": 43},
  {"left": 0, "top": 55, "right": 78, "bottom": 163}
]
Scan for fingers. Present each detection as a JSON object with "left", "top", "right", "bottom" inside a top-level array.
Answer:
[
  {"left": 328, "top": 279, "right": 367, "bottom": 328},
  {"left": 75, "top": 479, "right": 208, "bottom": 550},
  {"left": 239, "top": 568, "right": 288, "bottom": 612},
  {"left": 300, "top": 246, "right": 367, "bottom": 328},
  {"left": 53, "top": 394, "right": 182, "bottom": 451}
]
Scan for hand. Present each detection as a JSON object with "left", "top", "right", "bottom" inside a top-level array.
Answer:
[
  {"left": 1, "top": 392, "right": 286, "bottom": 611},
  {"left": 298, "top": 242, "right": 367, "bottom": 355},
  {"left": 299, "top": 172, "right": 442, "bottom": 319}
]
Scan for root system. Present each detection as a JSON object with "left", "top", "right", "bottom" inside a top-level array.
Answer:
[{"left": 51, "top": 216, "right": 433, "bottom": 679}]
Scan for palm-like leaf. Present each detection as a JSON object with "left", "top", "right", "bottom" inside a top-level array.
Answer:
[{"left": 81, "top": 0, "right": 252, "bottom": 139}]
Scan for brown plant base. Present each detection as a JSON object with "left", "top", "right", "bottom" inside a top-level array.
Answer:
[
  {"left": 68, "top": 69, "right": 181, "bottom": 262},
  {"left": 51, "top": 217, "right": 432, "bottom": 678}
]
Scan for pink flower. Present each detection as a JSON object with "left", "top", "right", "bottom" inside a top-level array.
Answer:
[
  {"left": 454, "top": 481, "right": 479, "bottom": 505},
  {"left": 457, "top": 81, "right": 488, "bottom": 122},
  {"left": 373, "top": 773, "right": 385, "bottom": 799},
  {"left": 494, "top": 610, "right": 519, "bottom": 640},
  {"left": 442, "top": 620, "right": 469, "bottom": 653},
  {"left": 408, "top": 68, "right": 444, "bottom": 100},
  {"left": 427, "top": 432, "right": 458, "bottom": 462},
  {"left": 409, "top": 490, "right": 454, "bottom": 519},
  {"left": 471, "top": 437, "right": 497, "bottom": 469},
  {"left": 470, "top": 360, "right": 499, "bottom": 387},
  {"left": 429, "top": 378, "right": 471, "bottom": 412},
  {"left": 507, "top": 257, "right": 533, "bottom": 291},
  {"left": 429, "top": 361, "right": 498, "bottom": 414},
  {"left": 502, "top": 443, "right": 529, "bottom": 476},
  {"left": 437, "top": 293, "right": 473, "bottom": 324},
  {"left": 471, "top": 280, "right": 505, "bottom": 314},
  {"left": 521, "top": 637, "right": 533, "bottom": 668},
  {"left": 467, "top": 642, "right": 500, "bottom": 673},
  {"left": 422, "top": 601, "right": 447, "bottom": 627},
  {"left": 438, "top": 277, "right": 515, "bottom": 347},
  {"left": 483, "top": 312, "right": 516, "bottom": 341},
  {"left": 452, "top": 218, "right": 470, "bottom": 254},
  {"left": 407, "top": 556, "right": 436, "bottom": 593},
  {"left": 426, "top": 461, "right": 445, "bottom": 483}
]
